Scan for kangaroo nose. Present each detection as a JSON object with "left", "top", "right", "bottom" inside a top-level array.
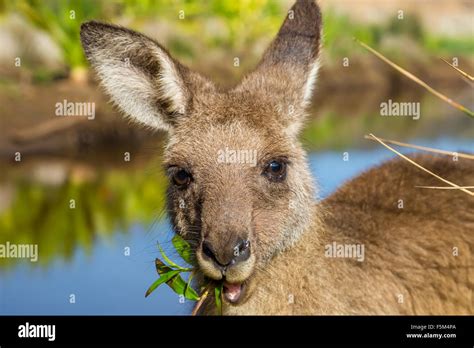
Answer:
[{"left": 202, "top": 238, "right": 251, "bottom": 268}]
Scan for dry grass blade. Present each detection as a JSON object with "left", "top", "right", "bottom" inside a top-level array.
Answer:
[
  {"left": 191, "top": 288, "right": 210, "bottom": 316},
  {"left": 355, "top": 39, "right": 474, "bottom": 118},
  {"left": 416, "top": 186, "right": 474, "bottom": 190},
  {"left": 363, "top": 135, "right": 474, "bottom": 160},
  {"left": 441, "top": 58, "right": 474, "bottom": 82},
  {"left": 367, "top": 133, "right": 474, "bottom": 196}
]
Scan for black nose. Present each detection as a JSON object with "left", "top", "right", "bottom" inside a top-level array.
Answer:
[{"left": 202, "top": 238, "right": 251, "bottom": 268}]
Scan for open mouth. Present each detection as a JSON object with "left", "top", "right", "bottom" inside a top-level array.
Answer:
[{"left": 223, "top": 281, "right": 246, "bottom": 304}]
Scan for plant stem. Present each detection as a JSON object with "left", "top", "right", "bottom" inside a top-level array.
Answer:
[
  {"left": 355, "top": 39, "right": 474, "bottom": 118},
  {"left": 367, "top": 133, "right": 474, "bottom": 196},
  {"left": 416, "top": 186, "right": 474, "bottom": 190},
  {"left": 363, "top": 135, "right": 474, "bottom": 160},
  {"left": 191, "top": 288, "right": 210, "bottom": 316},
  {"left": 441, "top": 58, "right": 474, "bottom": 83}
]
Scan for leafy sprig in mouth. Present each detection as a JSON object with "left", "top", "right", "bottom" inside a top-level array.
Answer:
[{"left": 145, "top": 234, "right": 223, "bottom": 315}]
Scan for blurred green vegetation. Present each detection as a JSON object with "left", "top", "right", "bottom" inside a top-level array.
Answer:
[
  {"left": 0, "top": 0, "right": 472, "bottom": 79},
  {"left": 1, "top": 0, "right": 284, "bottom": 72},
  {"left": 2, "top": 0, "right": 106, "bottom": 69},
  {"left": 323, "top": 10, "right": 474, "bottom": 58},
  {"left": 0, "top": 164, "right": 168, "bottom": 268}
]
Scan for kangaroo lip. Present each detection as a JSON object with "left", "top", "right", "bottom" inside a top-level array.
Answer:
[{"left": 223, "top": 281, "right": 244, "bottom": 303}]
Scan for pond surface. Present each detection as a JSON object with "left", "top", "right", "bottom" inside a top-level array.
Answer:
[{"left": 0, "top": 137, "right": 472, "bottom": 315}]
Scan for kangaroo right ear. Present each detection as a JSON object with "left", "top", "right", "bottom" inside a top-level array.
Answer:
[
  {"left": 80, "top": 21, "right": 212, "bottom": 131},
  {"left": 235, "top": 0, "right": 322, "bottom": 137}
]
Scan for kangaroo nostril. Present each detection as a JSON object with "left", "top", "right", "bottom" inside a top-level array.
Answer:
[
  {"left": 241, "top": 240, "right": 250, "bottom": 252},
  {"left": 201, "top": 238, "right": 251, "bottom": 268},
  {"left": 202, "top": 241, "right": 216, "bottom": 261},
  {"left": 234, "top": 239, "right": 251, "bottom": 261},
  {"left": 235, "top": 239, "right": 250, "bottom": 255}
]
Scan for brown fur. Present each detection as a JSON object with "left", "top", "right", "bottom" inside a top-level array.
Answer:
[
  {"left": 80, "top": 0, "right": 473, "bottom": 315},
  {"left": 208, "top": 154, "right": 473, "bottom": 315}
]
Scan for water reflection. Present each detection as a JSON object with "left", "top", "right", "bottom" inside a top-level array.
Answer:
[{"left": 0, "top": 159, "right": 167, "bottom": 269}]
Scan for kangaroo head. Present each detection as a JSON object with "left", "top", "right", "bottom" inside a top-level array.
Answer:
[{"left": 80, "top": 0, "right": 322, "bottom": 304}]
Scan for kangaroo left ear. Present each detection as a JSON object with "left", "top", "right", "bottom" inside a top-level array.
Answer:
[
  {"left": 234, "top": 0, "right": 322, "bottom": 136},
  {"left": 80, "top": 21, "right": 214, "bottom": 132}
]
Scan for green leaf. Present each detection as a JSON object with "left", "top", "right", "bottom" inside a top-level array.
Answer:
[
  {"left": 215, "top": 283, "right": 223, "bottom": 315},
  {"left": 184, "top": 272, "right": 200, "bottom": 301},
  {"left": 165, "top": 273, "right": 199, "bottom": 300},
  {"left": 184, "top": 288, "right": 200, "bottom": 301},
  {"left": 166, "top": 273, "right": 186, "bottom": 294},
  {"left": 145, "top": 270, "right": 180, "bottom": 297},
  {"left": 155, "top": 258, "right": 173, "bottom": 275},
  {"left": 157, "top": 242, "right": 186, "bottom": 270},
  {"left": 151, "top": 258, "right": 199, "bottom": 300},
  {"left": 172, "top": 234, "right": 194, "bottom": 265}
]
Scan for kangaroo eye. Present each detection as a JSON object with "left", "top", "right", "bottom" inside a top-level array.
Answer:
[
  {"left": 173, "top": 169, "right": 191, "bottom": 187},
  {"left": 264, "top": 160, "right": 287, "bottom": 182},
  {"left": 269, "top": 161, "right": 283, "bottom": 173}
]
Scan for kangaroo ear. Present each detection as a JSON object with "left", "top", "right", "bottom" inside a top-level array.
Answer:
[
  {"left": 80, "top": 21, "right": 212, "bottom": 131},
  {"left": 235, "top": 0, "right": 322, "bottom": 135}
]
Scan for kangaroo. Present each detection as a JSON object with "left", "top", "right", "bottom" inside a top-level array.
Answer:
[{"left": 80, "top": 0, "right": 473, "bottom": 315}]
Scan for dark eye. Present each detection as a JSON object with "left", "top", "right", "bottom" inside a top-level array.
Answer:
[
  {"left": 264, "top": 160, "right": 287, "bottom": 182},
  {"left": 173, "top": 169, "right": 191, "bottom": 187}
]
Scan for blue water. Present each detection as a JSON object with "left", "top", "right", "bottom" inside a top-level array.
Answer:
[{"left": 0, "top": 138, "right": 472, "bottom": 315}]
